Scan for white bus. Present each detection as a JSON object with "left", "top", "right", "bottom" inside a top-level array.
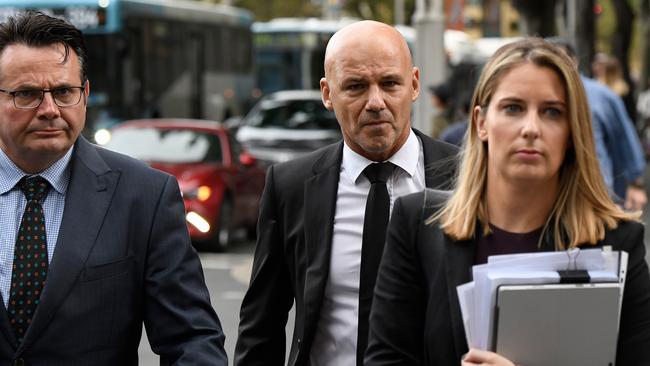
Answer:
[{"left": 0, "top": 0, "right": 255, "bottom": 132}]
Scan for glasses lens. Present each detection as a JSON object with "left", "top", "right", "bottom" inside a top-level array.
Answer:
[
  {"left": 13, "top": 90, "right": 43, "bottom": 109},
  {"left": 11, "top": 87, "right": 83, "bottom": 109},
  {"left": 53, "top": 87, "right": 82, "bottom": 107}
]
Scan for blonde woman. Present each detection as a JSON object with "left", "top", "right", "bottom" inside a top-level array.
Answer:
[{"left": 365, "top": 38, "right": 650, "bottom": 365}]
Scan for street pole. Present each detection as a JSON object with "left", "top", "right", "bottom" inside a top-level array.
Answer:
[
  {"left": 323, "top": 0, "right": 341, "bottom": 20},
  {"left": 395, "top": 0, "right": 405, "bottom": 25},
  {"left": 412, "top": 0, "right": 446, "bottom": 136}
]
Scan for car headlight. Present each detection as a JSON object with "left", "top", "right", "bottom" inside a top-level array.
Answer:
[
  {"left": 183, "top": 185, "right": 212, "bottom": 201},
  {"left": 94, "top": 129, "right": 111, "bottom": 145},
  {"left": 186, "top": 211, "right": 211, "bottom": 233}
]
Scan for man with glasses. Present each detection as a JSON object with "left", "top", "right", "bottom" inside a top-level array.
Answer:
[{"left": 0, "top": 11, "right": 227, "bottom": 365}]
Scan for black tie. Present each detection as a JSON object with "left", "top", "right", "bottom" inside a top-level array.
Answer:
[
  {"left": 357, "top": 162, "right": 396, "bottom": 365},
  {"left": 8, "top": 176, "right": 50, "bottom": 343}
]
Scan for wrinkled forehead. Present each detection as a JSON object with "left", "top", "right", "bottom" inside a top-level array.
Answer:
[
  {"left": 327, "top": 37, "right": 411, "bottom": 77},
  {"left": 333, "top": 53, "right": 405, "bottom": 77},
  {"left": 0, "top": 43, "right": 81, "bottom": 85}
]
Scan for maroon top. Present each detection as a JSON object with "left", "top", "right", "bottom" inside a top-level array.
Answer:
[{"left": 474, "top": 224, "right": 543, "bottom": 265}]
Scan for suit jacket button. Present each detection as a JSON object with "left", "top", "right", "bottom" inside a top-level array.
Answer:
[{"left": 13, "top": 358, "right": 25, "bottom": 366}]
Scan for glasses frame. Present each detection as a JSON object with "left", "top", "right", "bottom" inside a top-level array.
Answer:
[{"left": 0, "top": 80, "right": 87, "bottom": 110}]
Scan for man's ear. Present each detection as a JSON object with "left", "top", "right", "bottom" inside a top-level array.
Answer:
[
  {"left": 83, "top": 79, "right": 90, "bottom": 105},
  {"left": 320, "top": 77, "right": 333, "bottom": 110},
  {"left": 474, "top": 106, "right": 488, "bottom": 141},
  {"left": 411, "top": 67, "right": 420, "bottom": 101}
]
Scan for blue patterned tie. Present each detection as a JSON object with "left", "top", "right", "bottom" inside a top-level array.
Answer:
[{"left": 8, "top": 176, "right": 50, "bottom": 343}]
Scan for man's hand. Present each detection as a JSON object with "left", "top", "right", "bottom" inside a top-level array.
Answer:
[
  {"left": 625, "top": 185, "right": 647, "bottom": 211},
  {"left": 461, "top": 349, "right": 518, "bottom": 366}
]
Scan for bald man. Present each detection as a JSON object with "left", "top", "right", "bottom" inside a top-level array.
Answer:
[{"left": 235, "top": 21, "right": 457, "bottom": 366}]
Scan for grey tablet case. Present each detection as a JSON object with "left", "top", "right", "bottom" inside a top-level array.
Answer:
[{"left": 493, "top": 283, "right": 622, "bottom": 366}]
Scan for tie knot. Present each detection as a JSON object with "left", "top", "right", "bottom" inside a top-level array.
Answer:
[
  {"left": 363, "top": 162, "right": 396, "bottom": 184},
  {"left": 19, "top": 176, "right": 50, "bottom": 203}
]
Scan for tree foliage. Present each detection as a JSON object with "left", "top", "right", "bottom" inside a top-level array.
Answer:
[
  {"left": 511, "top": 0, "right": 557, "bottom": 37},
  {"left": 230, "top": 0, "right": 322, "bottom": 21},
  {"left": 225, "top": 0, "right": 417, "bottom": 24},
  {"left": 341, "top": 0, "right": 416, "bottom": 24}
]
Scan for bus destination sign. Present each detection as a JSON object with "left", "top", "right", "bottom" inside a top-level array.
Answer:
[{"left": 0, "top": 7, "right": 106, "bottom": 30}]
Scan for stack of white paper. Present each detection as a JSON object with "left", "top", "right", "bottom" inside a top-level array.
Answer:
[{"left": 456, "top": 247, "right": 625, "bottom": 350}]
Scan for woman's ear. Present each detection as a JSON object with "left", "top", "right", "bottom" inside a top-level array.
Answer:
[{"left": 474, "top": 106, "right": 488, "bottom": 141}]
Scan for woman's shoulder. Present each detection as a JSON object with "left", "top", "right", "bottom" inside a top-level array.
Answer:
[
  {"left": 423, "top": 188, "right": 452, "bottom": 208},
  {"left": 607, "top": 219, "right": 644, "bottom": 235},
  {"left": 394, "top": 189, "right": 451, "bottom": 213},
  {"left": 602, "top": 220, "right": 645, "bottom": 248}
]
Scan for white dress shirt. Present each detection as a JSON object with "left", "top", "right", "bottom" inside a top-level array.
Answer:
[{"left": 310, "top": 129, "right": 425, "bottom": 366}]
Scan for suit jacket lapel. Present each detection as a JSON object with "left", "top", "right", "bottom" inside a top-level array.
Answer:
[
  {"left": 443, "top": 233, "right": 474, "bottom": 356},
  {"left": 18, "top": 138, "right": 119, "bottom": 352},
  {"left": 301, "top": 143, "right": 342, "bottom": 350}
]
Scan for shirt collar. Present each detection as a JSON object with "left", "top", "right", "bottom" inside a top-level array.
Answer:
[
  {"left": 0, "top": 146, "right": 73, "bottom": 195},
  {"left": 343, "top": 129, "right": 420, "bottom": 184}
]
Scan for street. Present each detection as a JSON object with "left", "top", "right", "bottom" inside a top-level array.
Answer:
[
  {"left": 137, "top": 205, "right": 650, "bottom": 365},
  {"left": 137, "top": 240, "right": 295, "bottom": 365},
  {"left": 137, "top": 241, "right": 251, "bottom": 365}
]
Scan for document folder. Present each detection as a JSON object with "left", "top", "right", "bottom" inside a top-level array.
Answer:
[
  {"left": 492, "top": 282, "right": 622, "bottom": 366},
  {"left": 458, "top": 247, "right": 628, "bottom": 357}
]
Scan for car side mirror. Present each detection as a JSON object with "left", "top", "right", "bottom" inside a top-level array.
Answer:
[{"left": 239, "top": 152, "right": 256, "bottom": 167}]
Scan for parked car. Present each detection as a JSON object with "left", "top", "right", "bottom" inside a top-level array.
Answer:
[
  {"left": 235, "top": 90, "right": 341, "bottom": 166},
  {"left": 100, "top": 119, "right": 266, "bottom": 252}
]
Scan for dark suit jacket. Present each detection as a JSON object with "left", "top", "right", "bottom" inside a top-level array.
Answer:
[
  {"left": 365, "top": 190, "right": 650, "bottom": 365},
  {"left": 0, "top": 137, "right": 227, "bottom": 365},
  {"left": 235, "top": 130, "right": 458, "bottom": 366}
]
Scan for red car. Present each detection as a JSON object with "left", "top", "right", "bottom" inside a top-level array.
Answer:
[{"left": 101, "top": 119, "right": 266, "bottom": 251}]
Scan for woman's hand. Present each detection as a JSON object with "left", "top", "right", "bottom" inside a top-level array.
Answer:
[{"left": 461, "top": 348, "right": 518, "bottom": 366}]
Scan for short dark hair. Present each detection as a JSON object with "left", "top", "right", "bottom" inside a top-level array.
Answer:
[
  {"left": 428, "top": 83, "right": 452, "bottom": 105},
  {"left": 0, "top": 11, "right": 88, "bottom": 83}
]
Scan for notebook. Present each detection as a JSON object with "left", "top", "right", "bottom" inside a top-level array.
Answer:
[{"left": 492, "top": 283, "right": 622, "bottom": 366}]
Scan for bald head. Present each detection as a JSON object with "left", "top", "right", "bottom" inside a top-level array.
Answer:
[
  {"left": 324, "top": 20, "right": 412, "bottom": 79},
  {"left": 319, "top": 20, "right": 420, "bottom": 162}
]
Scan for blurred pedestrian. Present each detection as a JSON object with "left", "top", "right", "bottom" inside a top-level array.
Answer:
[
  {"left": 599, "top": 56, "right": 629, "bottom": 98},
  {"left": 592, "top": 52, "right": 609, "bottom": 81},
  {"left": 636, "top": 80, "right": 650, "bottom": 156},
  {"left": 235, "top": 20, "right": 457, "bottom": 366},
  {"left": 551, "top": 38, "right": 646, "bottom": 211},
  {"left": 439, "top": 92, "right": 472, "bottom": 146},
  {"left": 428, "top": 82, "right": 453, "bottom": 138},
  {"left": 637, "top": 79, "right": 650, "bottom": 123},
  {"left": 596, "top": 54, "right": 636, "bottom": 121}
]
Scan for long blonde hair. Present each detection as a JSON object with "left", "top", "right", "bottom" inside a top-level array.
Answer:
[{"left": 428, "top": 38, "right": 639, "bottom": 249}]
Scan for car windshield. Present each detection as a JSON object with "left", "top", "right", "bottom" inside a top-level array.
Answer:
[
  {"left": 106, "top": 127, "right": 222, "bottom": 164},
  {"left": 247, "top": 99, "right": 338, "bottom": 130}
]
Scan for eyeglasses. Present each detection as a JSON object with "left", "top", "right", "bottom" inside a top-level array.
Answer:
[{"left": 0, "top": 81, "right": 86, "bottom": 110}]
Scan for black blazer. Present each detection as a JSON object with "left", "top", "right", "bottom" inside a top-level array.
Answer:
[
  {"left": 235, "top": 130, "right": 458, "bottom": 366},
  {"left": 365, "top": 190, "right": 650, "bottom": 365},
  {"left": 0, "top": 137, "right": 227, "bottom": 365}
]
